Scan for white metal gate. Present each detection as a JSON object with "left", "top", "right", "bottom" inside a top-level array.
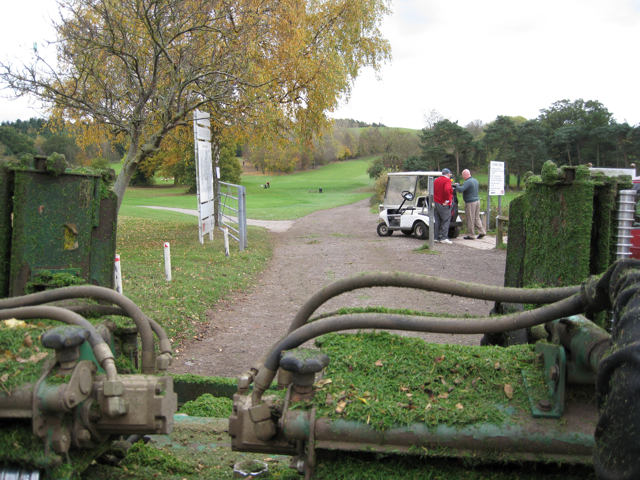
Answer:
[{"left": 218, "top": 181, "right": 247, "bottom": 251}]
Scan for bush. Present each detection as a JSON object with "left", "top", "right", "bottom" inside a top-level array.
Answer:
[
  {"left": 129, "top": 168, "right": 157, "bottom": 186},
  {"left": 370, "top": 170, "right": 390, "bottom": 206},
  {"left": 90, "top": 157, "right": 110, "bottom": 170}
]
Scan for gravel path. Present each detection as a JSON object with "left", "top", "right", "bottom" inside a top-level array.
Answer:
[{"left": 168, "top": 199, "right": 507, "bottom": 378}]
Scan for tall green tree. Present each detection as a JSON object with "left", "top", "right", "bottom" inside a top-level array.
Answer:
[
  {"left": 483, "top": 116, "right": 518, "bottom": 181},
  {"left": 514, "top": 120, "right": 547, "bottom": 175},
  {"left": 434, "top": 119, "right": 473, "bottom": 176},
  {"left": 607, "top": 123, "right": 635, "bottom": 168},
  {"left": 590, "top": 125, "right": 617, "bottom": 167},
  {"left": 418, "top": 127, "right": 447, "bottom": 171},
  {"left": 538, "top": 99, "right": 612, "bottom": 165},
  {"left": 0, "top": 127, "right": 36, "bottom": 157}
]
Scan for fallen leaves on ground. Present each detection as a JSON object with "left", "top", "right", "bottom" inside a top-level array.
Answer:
[{"left": 504, "top": 384, "right": 514, "bottom": 399}]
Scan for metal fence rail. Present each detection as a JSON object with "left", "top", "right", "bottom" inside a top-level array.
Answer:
[{"left": 218, "top": 181, "right": 247, "bottom": 251}]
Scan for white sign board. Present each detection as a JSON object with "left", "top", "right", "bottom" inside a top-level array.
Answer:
[
  {"left": 489, "top": 161, "right": 505, "bottom": 196},
  {"left": 197, "top": 140, "right": 213, "bottom": 202},
  {"left": 193, "top": 109, "right": 215, "bottom": 243}
]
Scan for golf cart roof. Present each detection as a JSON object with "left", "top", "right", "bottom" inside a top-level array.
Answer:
[{"left": 387, "top": 171, "right": 443, "bottom": 177}]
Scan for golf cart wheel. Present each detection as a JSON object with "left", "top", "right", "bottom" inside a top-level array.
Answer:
[
  {"left": 449, "top": 226, "right": 460, "bottom": 239},
  {"left": 401, "top": 230, "right": 413, "bottom": 236},
  {"left": 414, "top": 221, "right": 428, "bottom": 240},
  {"left": 377, "top": 223, "right": 393, "bottom": 237}
]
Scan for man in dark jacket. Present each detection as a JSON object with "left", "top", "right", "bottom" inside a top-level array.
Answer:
[
  {"left": 433, "top": 168, "right": 453, "bottom": 244},
  {"left": 455, "top": 169, "right": 486, "bottom": 240}
]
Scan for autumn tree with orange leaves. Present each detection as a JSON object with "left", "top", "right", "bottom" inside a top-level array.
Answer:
[{"left": 0, "top": 0, "right": 391, "bottom": 212}]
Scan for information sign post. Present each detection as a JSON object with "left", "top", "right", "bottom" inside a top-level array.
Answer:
[
  {"left": 193, "top": 109, "right": 215, "bottom": 244},
  {"left": 488, "top": 161, "right": 505, "bottom": 229}
]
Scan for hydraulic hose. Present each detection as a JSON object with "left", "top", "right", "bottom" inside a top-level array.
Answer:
[
  {"left": 0, "top": 286, "right": 156, "bottom": 373},
  {"left": 251, "top": 293, "right": 585, "bottom": 405},
  {"left": 0, "top": 306, "right": 117, "bottom": 381},
  {"left": 250, "top": 272, "right": 582, "bottom": 386},
  {"left": 287, "top": 272, "right": 581, "bottom": 334},
  {"left": 62, "top": 304, "right": 172, "bottom": 354}
]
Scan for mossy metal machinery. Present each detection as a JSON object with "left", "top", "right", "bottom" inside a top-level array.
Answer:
[
  {"left": 230, "top": 167, "right": 640, "bottom": 480},
  {"left": 0, "top": 157, "right": 177, "bottom": 479}
]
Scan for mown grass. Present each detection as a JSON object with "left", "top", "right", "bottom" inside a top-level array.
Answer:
[
  {"left": 177, "top": 394, "right": 233, "bottom": 417},
  {"left": 114, "top": 212, "right": 272, "bottom": 343},
  {"left": 0, "top": 322, "right": 52, "bottom": 391},
  {"left": 302, "top": 332, "right": 551, "bottom": 430},
  {"left": 118, "top": 158, "right": 375, "bottom": 220},
  {"left": 109, "top": 158, "right": 377, "bottom": 344}
]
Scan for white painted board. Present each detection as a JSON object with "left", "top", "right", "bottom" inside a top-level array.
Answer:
[{"left": 489, "top": 161, "right": 505, "bottom": 196}]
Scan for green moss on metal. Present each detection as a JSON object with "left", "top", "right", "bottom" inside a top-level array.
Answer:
[
  {"left": 523, "top": 181, "right": 593, "bottom": 287},
  {"left": 310, "top": 306, "right": 482, "bottom": 324},
  {"left": 120, "top": 440, "right": 195, "bottom": 475},
  {"left": 5, "top": 167, "right": 117, "bottom": 295},
  {"left": 171, "top": 373, "right": 237, "bottom": 387},
  {"left": 0, "top": 166, "right": 13, "bottom": 298},
  {"left": 45, "top": 153, "right": 67, "bottom": 176},
  {"left": 177, "top": 393, "right": 233, "bottom": 417},
  {"left": 114, "top": 353, "right": 137, "bottom": 373},
  {"left": 541, "top": 160, "right": 561, "bottom": 185},
  {"left": 506, "top": 162, "right": 631, "bottom": 328},
  {"left": 24, "top": 270, "right": 86, "bottom": 294},
  {"left": 315, "top": 451, "right": 597, "bottom": 479},
  {"left": 504, "top": 194, "right": 527, "bottom": 289},
  {"left": 45, "top": 373, "right": 72, "bottom": 385},
  {"left": 297, "top": 332, "right": 553, "bottom": 431},
  {"left": 0, "top": 421, "right": 110, "bottom": 478}
]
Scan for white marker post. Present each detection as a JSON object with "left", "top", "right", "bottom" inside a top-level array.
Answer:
[
  {"left": 164, "top": 242, "right": 172, "bottom": 281},
  {"left": 114, "top": 254, "right": 123, "bottom": 293},
  {"left": 223, "top": 228, "right": 230, "bottom": 257}
]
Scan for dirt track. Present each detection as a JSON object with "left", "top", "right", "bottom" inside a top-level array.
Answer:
[{"left": 168, "top": 199, "right": 507, "bottom": 378}]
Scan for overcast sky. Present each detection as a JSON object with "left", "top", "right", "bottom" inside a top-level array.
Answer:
[{"left": 2, "top": 0, "right": 639, "bottom": 129}]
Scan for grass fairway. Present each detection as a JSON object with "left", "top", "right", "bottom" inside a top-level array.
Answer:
[
  {"left": 117, "top": 158, "right": 375, "bottom": 221},
  {"left": 111, "top": 158, "right": 374, "bottom": 343},
  {"left": 114, "top": 210, "right": 273, "bottom": 342}
]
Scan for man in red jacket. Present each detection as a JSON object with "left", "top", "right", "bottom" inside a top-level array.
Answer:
[{"left": 433, "top": 168, "right": 453, "bottom": 244}]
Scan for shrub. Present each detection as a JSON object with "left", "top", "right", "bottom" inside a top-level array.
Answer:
[
  {"left": 90, "top": 156, "right": 110, "bottom": 170},
  {"left": 370, "top": 170, "right": 390, "bottom": 206}
]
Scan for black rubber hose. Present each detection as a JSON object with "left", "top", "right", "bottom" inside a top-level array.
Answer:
[
  {"left": 265, "top": 293, "right": 584, "bottom": 372},
  {"left": 0, "top": 286, "right": 156, "bottom": 372},
  {"left": 287, "top": 272, "right": 581, "bottom": 334},
  {"left": 62, "top": 304, "right": 172, "bottom": 355}
]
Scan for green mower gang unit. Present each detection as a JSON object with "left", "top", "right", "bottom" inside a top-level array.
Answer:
[
  {"left": 231, "top": 165, "right": 640, "bottom": 480},
  {"left": 0, "top": 156, "right": 178, "bottom": 479}
]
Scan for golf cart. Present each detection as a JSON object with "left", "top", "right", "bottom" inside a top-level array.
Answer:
[{"left": 377, "top": 171, "right": 463, "bottom": 239}]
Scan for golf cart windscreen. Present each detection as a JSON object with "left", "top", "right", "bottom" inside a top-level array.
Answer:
[{"left": 385, "top": 175, "right": 418, "bottom": 207}]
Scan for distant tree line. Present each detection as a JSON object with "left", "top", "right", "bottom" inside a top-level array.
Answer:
[
  {"left": 0, "top": 117, "right": 241, "bottom": 189},
  {"left": 244, "top": 121, "right": 416, "bottom": 174},
  {"left": 366, "top": 99, "right": 640, "bottom": 189},
  {"left": 0, "top": 117, "right": 122, "bottom": 167},
  {"left": 334, "top": 118, "right": 387, "bottom": 128}
]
